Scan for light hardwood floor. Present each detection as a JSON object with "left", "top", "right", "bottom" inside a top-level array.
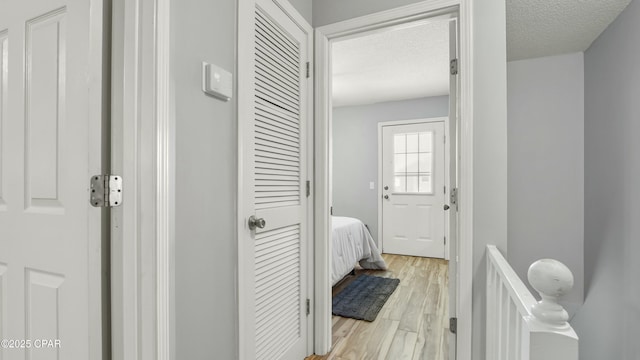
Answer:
[{"left": 306, "top": 254, "right": 450, "bottom": 360}]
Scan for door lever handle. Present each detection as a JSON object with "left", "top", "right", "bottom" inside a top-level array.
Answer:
[
  {"left": 248, "top": 215, "right": 266, "bottom": 230},
  {"left": 444, "top": 204, "right": 450, "bottom": 211}
]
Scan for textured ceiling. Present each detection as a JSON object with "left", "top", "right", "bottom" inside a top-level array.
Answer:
[
  {"left": 508, "top": 0, "right": 631, "bottom": 60},
  {"left": 332, "top": 1, "right": 632, "bottom": 106},
  {"left": 332, "top": 19, "right": 450, "bottom": 107}
]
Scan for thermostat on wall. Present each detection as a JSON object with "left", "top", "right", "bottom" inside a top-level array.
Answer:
[{"left": 202, "top": 62, "right": 232, "bottom": 101}]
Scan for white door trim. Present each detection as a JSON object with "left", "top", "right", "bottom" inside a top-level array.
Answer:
[
  {"left": 376, "top": 117, "right": 450, "bottom": 260},
  {"left": 155, "top": 0, "right": 174, "bottom": 358},
  {"left": 237, "top": 0, "right": 314, "bottom": 358},
  {"left": 111, "top": 0, "right": 173, "bottom": 358},
  {"left": 314, "top": 1, "right": 473, "bottom": 357}
]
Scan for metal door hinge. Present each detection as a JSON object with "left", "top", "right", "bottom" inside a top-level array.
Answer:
[
  {"left": 90, "top": 175, "right": 123, "bottom": 207},
  {"left": 306, "top": 62, "right": 310, "bottom": 78},
  {"left": 450, "top": 317, "right": 457, "bottom": 334},
  {"left": 450, "top": 187, "right": 458, "bottom": 211},
  {"left": 450, "top": 59, "right": 458, "bottom": 75},
  {"left": 306, "top": 299, "right": 310, "bottom": 315},
  {"left": 444, "top": 236, "right": 447, "bottom": 245},
  {"left": 306, "top": 180, "right": 311, "bottom": 197}
]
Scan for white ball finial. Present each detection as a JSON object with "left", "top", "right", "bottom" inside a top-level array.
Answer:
[{"left": 527, "top": 259, "right": 574, "bottom": 328}]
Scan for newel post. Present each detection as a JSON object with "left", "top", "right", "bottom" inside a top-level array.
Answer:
[{"left": 527, "top": 259, "right": 574, "bottom": 328}]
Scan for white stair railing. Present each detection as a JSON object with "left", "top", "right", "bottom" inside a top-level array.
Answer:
[{"left": 486, "top": 245, "right": 579, "bottom": 360}]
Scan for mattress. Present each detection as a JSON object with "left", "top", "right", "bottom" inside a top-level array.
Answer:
[{"left": 331, "top": 216, "right": 387, "bottom": 285}]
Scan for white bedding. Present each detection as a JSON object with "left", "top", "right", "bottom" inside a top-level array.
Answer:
[{"left": 331, "top": 216, "right": 387, "bottom": 285}]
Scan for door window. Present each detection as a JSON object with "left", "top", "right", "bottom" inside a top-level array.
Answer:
[{"left": 393, "top": 131, "right": 434, "bottom": 194}]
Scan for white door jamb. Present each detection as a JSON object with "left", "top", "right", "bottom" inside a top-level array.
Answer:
[{"left": 110, "top": 0, "right": 173, "bottom": 359}]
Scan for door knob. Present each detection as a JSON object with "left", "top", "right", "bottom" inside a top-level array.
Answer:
[
  {"left": 444, "top": 204, "right": 450, "bottom": 211},
  {"left": 384, "top": 186, "right": 389, "bottom": 190},
  {"left": 384, "top": 195, "right": 389, "bottom": 200},
  {"left": 248, "top": 215, "right": 266, "bottom": 230}
]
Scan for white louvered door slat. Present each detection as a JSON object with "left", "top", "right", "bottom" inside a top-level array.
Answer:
[
  {"left": 255, "top": 124, "right": 299, "bottom": 142},
  {"left": 240, "top": 0, "right": 310, "bottom": 358}
]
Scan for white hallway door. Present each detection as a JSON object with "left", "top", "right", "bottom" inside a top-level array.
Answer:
[
  {"left": 0, "top": 0, "right": 106, "bottom": 359},
  {"left": 381, "top": 121, "right": 446, "bottom": 258},
  {"left": 239, "top": 0, "right": 312, "bottom": 359}
]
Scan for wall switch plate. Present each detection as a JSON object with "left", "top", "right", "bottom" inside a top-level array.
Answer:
[
  {"left": 202, "top": 62, "right": 232, "bottom": 101},
  {"left": 370, "top": 182, "right": 375, "bottom": 190}
]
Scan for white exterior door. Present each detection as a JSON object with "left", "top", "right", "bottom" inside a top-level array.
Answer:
[
  {"left": 0, "top": 0, "right": 106, "bottom": 358},
  {"left": 381, "top": 121, "right": 446, "bottom": 258},
  {"left": 239, "top": 0, "right": 312, "bottom": 359}
]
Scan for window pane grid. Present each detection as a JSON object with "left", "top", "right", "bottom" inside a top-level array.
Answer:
[{"left": 393, "top": 131, "right": 434, "bottom": 193}]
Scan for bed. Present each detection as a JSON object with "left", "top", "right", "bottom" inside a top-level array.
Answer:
[{"left": 331, "top": 216, "right": 387, "bottom": 286}]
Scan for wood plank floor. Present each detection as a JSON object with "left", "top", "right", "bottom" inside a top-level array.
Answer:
[{"left": 306, "top": 254, "right": 449, "bottom": 360}]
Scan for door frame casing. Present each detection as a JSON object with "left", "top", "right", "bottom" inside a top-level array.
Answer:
[
  {"left": 377, "top": 117, "right": 451, "bottom": 260},
  {"left": 110, "top": 0, "right": 173, "bottom": 358},
  {"left": 314, "top": 1, "right": 473, "bottom": 357},
  {"left": 236, "top": 0, "right": 315, "bottom": 358}
]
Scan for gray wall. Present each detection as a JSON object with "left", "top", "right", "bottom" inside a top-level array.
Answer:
[
  {"left": 172, "top": 0, "right": 311, "bottom": 359},
  {"left": 332, "top": 96, "right": 450, "bottom": 244},
  {"left": 507, "top": 53, "right": 585, "bottom": 314},
  {"left": 471, "top": 0, "right": 508, "bottom": 358},
  {"left": 571, "top": 0, "right": 640, "bottom": 358},
  {"left": 289, "top": 0, "right": 312, "bottom": 24},
  {"left": 173, "top": 0, "right": 237, "bottom": 358}
]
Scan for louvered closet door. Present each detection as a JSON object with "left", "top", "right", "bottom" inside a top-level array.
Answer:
[{"left": 243, "top": 0, "right": 310, "bottom": 359}]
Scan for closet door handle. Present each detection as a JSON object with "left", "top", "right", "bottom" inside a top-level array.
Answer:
[
  {"left": 248, "top": 216, "right": 266, "bottom": 230},
  {"left": 383, "top": 195, "right": 389, "bottom": 200}
]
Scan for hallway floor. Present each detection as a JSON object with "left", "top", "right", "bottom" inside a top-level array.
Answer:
[{"left": 306, "top": 254, "right": 449, "bottom": 360}]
